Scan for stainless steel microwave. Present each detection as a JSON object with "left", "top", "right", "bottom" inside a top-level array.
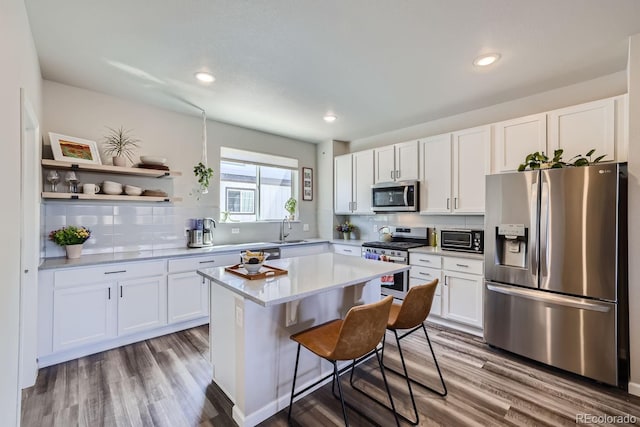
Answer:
[
  {"left": 371, "top": 181, "right": 418, "bottom": 212},
  {"left": 440, "top": 229, "right": 484, "bottom": 253}
]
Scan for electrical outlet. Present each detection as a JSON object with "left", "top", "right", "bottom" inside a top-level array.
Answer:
[
  {"left": 303, "top": 223, "right": 309, "bottom": 232},
  {"left": 231, "top": 228, "right": 240, "bottom": 234}
]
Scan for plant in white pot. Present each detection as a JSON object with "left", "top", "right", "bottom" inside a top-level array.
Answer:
[
  {"left": 103, "top": 126, "right": 140, "bottom": 167},
  {"left": 285, "top": 197, "right": 297, "bottom": 220}
]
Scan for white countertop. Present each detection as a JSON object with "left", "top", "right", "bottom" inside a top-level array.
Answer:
[
  {"left": 330, "top": 239, "right": 367, "bottom": 247},
  {"left": 197, "top": 252, "right": 409, "bottom": 307},
  {"left": 39, "top": 238, "right": 330, "bottom": 270},
  {"left": 408, "top": 246, "right": 484, "bottom": 260}
]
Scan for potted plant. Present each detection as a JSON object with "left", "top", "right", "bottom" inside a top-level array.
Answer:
[
  {"left": 285, "top": 197, "right": 297, "bottom": 220},
  {"left": 193, "top": 161, "right": 214, "bottom": 198},
  {"left": 49, "top": 226, "right": 91, "bottom": 259},
  {"left": 103, "top": 126, "right": 140, "bottom": 167},
  {"left": 518, "top": 148, "right": 606, "bottom": 171},
  {"left": 336, "top": 222, "right": 355, "bottom": 240}
]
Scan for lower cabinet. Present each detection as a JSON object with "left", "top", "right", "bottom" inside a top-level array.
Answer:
[
  {"left": 53, "top": 281, "right": 116, "bottom": 352},
  {"left": 118, "top": 276, "right": 167, "bottom": 335},
  {"left": 167, "top": 271, "right": 208, "bottom": 323},
  {"left": 409, "top": 252, "right": 483, "bottom": 330},
  {"left": 332, "top": 243, "right": 361, "bottom": 257}
]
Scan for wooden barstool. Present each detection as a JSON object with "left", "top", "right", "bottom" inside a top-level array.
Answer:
[
  {"left": 382, "top": 279, "right": 447, "bottom": 424},
  {"left": 288, "top": 295, "right": 399, "bottom": 426}
]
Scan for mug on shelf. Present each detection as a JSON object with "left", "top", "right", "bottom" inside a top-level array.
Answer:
[{"left": 82, "top": 183, "right": 100, "bottom": 195}]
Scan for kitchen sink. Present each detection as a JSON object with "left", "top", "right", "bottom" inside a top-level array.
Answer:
[{"left": 270, "top": 240, "right": 307, "bottom": 244}]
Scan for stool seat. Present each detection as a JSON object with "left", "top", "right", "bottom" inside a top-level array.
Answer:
[{"left": 290, "top": 319, "right": 342, "bottom": 359}]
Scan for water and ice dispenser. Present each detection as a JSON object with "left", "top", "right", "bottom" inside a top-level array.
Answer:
[{"left": 495, "top": 224, "right": 528, "bottom": 268}]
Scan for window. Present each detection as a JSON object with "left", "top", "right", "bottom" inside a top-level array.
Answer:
[{"left": 220, "top": 148, "right": 298, "bottom": 223}]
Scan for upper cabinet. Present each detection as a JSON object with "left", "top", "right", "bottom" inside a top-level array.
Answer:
[
  {"left": 374, "top": 140, "right": 419, "bottom": 183},
  {"left": 334, "top": 149, "right": 374, "bottom": 215},
  {"left": 452, "top": 126, "right": 490, "bottom": 214},
  {"left": 420, "top": 126, "right": 490, "bottom": 215},
  {"left": 548, "top": 98, "right": 615, "bottom": 161},
  {"left": 491, "top": 95, "right": 627, "bottom": 173},
  {"left": 493, "top": 113, "right": 547, "bottom": 173}
]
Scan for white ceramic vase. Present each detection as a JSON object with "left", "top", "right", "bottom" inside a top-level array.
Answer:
[
  {"left": 65, "top": 244, "right": 83, "bottom": 259},
  {"left": 112, "top": 156, "right": 126, "bottom": 167}
]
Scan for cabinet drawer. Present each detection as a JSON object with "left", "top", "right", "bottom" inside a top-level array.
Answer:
[
  {"left": 333, "top": 244, "right": 360, "bottom": 257},
  {"left": 443, "top": 257, "right": 483, "bottom": 275},
  {"left": 168, "top": 253, "right": 238, "bottom": 273},
  {"left": 54, "top": 260, "right": 166, "bottom": 288},
  {"left": 409, "top": 253, "right": 442, "bottom": 268},
  {"left": 410, "top": 266, "right": 441, "bottom": 284},
  {"left": 409, "top": 277, "right": 441, "bottom": 296}
]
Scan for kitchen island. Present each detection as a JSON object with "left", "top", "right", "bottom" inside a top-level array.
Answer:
[{"left": 197, "top": 252, "right": 409, "bottom": 427}]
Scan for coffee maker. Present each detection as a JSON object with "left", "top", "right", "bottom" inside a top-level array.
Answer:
[{"left": 188, "top": 218, "right": 216, "bottom": 248}]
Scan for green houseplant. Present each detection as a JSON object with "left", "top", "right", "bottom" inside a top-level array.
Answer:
[
  {"left": 336, "top": 222, "right": 355, "bottom": 240},
  {"left": 193, "top": 161, "right": 214, "bottom": 197},
  {"left": 518, "top": 148, "right": 606, "bottom": 171},
  {"left": 103, "top": 126, "right": 140, "bottom": 167},
  {"left": 285, "top": 197, "right": 297, "bottom": 220},
  {"left": 49, "top": 226, "right": 91, "bottom": 259}
]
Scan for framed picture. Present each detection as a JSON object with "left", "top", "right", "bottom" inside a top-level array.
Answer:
[
  {"left": 302, "top": 167, "right": 313, "bottom": 201},
  {"left": 49, "top": 132, "right": 102, "bottom": 165}
]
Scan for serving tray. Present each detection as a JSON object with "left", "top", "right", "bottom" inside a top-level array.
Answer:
[{"left": 224, "top": 264, "right": 288, "bottom": 280}]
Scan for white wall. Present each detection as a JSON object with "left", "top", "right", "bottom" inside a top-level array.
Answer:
[
  {"left": 350, "top": 71, "right": 627, "bottom": 151},
  {"left": 627, "top": 34, "right": 640, "bottom": 396},
  {"left": 42, "top": 81, "right": 318, "bottom": 248},
  {"left": 316, "top": 140, "right": 348, "bottom": 239},
  {"left": 0, "top": 0, "right": 42, "bottom": 424}
]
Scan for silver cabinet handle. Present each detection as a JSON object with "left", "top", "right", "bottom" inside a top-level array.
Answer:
[
  {"left": 104, "top": 270, "right": 126, "bottom": 275},
  {"left": 418, "top": 259, "right": 431, "bottom": 263},
  {"left": 456, "top": 263, "right": 469, "bottom": 268},
  {"left": 344, "top": 249, "right": 353, "bottom": 253},
  {"left": 120, "top": 286, "right": 123, "bottom": 298},
  {"left": 455, "top": 197, "right": 459, "bottom": 209},
  {"left": 418, "top": 271, "right": 431, "bottom": 276},
  {"left": 108, "top": 288, "right": 111, "bottom": 300},
  {"left": 396, "top": 169, "right": 400, "bottom": 179},
  {"left": 199, "top": 260, "right": 215, "bottom": 264},
  {"left": 446, "top": 198, "right": 450, "bottom": 209}
]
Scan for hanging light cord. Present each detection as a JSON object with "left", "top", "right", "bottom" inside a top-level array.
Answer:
[{"left": 201, "top": 110, "right": 207, "bottom": 166}]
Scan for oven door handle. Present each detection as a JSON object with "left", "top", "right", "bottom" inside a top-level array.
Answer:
[{"left": 386, "top": 256, "right": 407, "bottom": 262}]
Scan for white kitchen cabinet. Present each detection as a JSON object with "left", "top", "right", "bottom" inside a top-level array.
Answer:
[
  {"left": 442, "top": 270, "right": 483, "bottom": 328},
  {"left": 117, "top": 275, "right": 166, "bottom": 336},
  {"left": 409, "top": 252, "right": 483, "bottom": 329},
  {"left": 420, "top": 126, "right": 489, "bottom": 214},
  {"left": 493, "top": 113, "right": 547, "bottom": 172},
  {"left": 52, "top": 281, "right": 116, "bottom": 352},
  {"left": 548, "top": 98, "right": 615, "bottom": 162},
  {"left": 334, "top": 150, "right": 374, "bottom": 214},
  {"left": 374, "top": 140, "right": 418, "bottom": 183},
  {"left": 420, "top": 134, "right": 452, "bottom": 214},
  {"left": 332, "top": 243, "right": 360, "bottom": 257}
]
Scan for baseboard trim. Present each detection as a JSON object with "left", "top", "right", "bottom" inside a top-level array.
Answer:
[
  {"left": 427, "top": 315, "right": 483, "bottom": 337},
  {"left": 628, "top": 381, "right": 640, "bottom": 397}
]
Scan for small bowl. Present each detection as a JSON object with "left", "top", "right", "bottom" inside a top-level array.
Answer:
[
  {"left": 243, "top": 263, "right": 264, "bottom": 274},
  {"left": 140, "top": 156, "right": 167, "bottom": 166},
  {"left": 102, "top": 181, "right": 123, "bottom": 195},
  {"left": 125, "top": 185, "right": 143, "bottom": 196}
]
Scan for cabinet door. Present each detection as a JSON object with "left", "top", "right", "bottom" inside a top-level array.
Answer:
[
  {"left": 53, "top": 282, "right": 115, "bottom": 351},
  {"left": 352, "top": 149, "right": 374, "bottom": 214},
  {"left": 494, "top": 113, "right": 547, "bottom": 173},
  {"left": 548, "top": 98, "right": 614, "bottom": 161},
  {"left": 168, "top": 272, "right": 208, "bottom": 324},
  {"left": 452, "top": 126, "right": 490, "bottom": 214},
  {"left": 374, "top": 145, "right": 396, "bottom": 183},
  {"left": 334, "top": 154, "right": 353, "bottom": 214},
  {"left": 395, "top": 140, "right": 419, "bottom": 181},
  {"left": 442, "top": 271, "right": 483, "bottom": 328},
  {"left": 333, "top": 244, "right": 360, "bottom": 257},
  {"left": 420, "top": 134, "right": 452, "bottom": 214},
  {"left": 118, "top": 276, "right": 167, "bottom": 336},
  {"left": 409, "top": 275, "right": 442, "bottom": 317}
]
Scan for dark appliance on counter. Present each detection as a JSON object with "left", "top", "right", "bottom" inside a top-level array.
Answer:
[
  {"left": 440, "top": 229, "right": 484, "bottom": 253},
  {"left": 188, "top": 218, "right": 216, "bottom": 248},
  {"left": 371, "top": 181, "right": 418, "bottom": 212},
  {"left": 484, "top": 163, "right": 628, "bottom": 388},
  {"left": 362, "top": 226, "right": 430, "bottom": 299}
]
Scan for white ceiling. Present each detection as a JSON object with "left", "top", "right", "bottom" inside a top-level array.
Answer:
[{"left": 24, "top": 0, "right": 640, "bottom": 143}]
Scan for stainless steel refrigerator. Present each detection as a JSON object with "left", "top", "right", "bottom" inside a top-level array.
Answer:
[{"left": 484, "top": 163, "right": 628, "bottom": 387}]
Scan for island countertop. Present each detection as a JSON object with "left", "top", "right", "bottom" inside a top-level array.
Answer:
[{"left": 197, "top": 252, "right": 409, "bottom": 307}]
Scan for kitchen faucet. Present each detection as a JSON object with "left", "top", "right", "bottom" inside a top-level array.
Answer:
[{"left": 280, "top": 216, "right": 292, "bottom": 241}]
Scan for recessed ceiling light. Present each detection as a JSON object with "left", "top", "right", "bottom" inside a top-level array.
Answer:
[
  {"left": 473, "top": 53, "right": 501, "bottom": 67},
  {"left": 195, "top": 71, "right": 215, "bottom": 83},
  {"left": 323, "top": 114, "right": 337, "bottom": 123}
]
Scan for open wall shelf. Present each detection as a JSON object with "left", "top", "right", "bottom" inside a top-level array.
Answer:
[
  {"left": 41, "top": 159, "right": 182, "bottom": 178},
  {"left": 41, "top": 192, "right": 182, "bottom": 203}
]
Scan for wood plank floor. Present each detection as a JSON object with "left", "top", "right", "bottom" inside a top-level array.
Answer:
[{"left": 22, "top": 324, "right": 640, "bottom": 426}]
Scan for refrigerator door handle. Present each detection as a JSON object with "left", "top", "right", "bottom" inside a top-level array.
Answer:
[
  {"left": 530, "top": 182, "right": 538, "bottom": 279},
  {"left": 540, "top": 180, "right": 550, "bottom": 280},
  {"left": 486, "top": 283, "right": 611, "bottom": 312}
]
